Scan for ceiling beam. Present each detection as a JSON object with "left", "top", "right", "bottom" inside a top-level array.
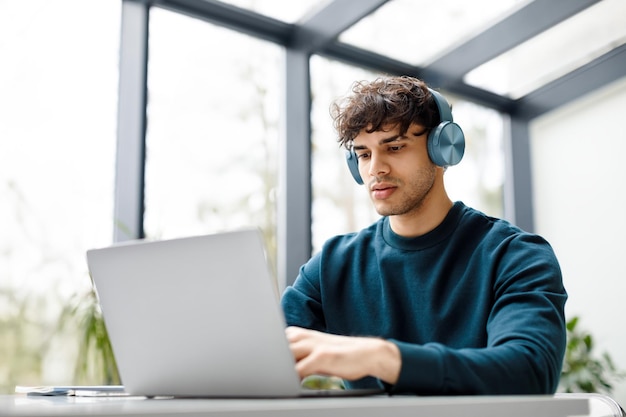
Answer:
[
  {"left": 291, "top": 0, "right": 389, "bottom": 52},
  {"left": 149, "top": 0, "right": 294, "bottom": 45},
  {"left": 425, "top": 0, "right": 602, "bottom": 81},
  {"left": 514, "top": 43, "right": 626, "bottom": 119},
  {"left": 320, "top": 42, "right": 517, "bottom": 113}
]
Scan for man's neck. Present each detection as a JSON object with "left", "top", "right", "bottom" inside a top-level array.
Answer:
[{"left": 388, "top": 191, "right": 454, "bottom": 238}]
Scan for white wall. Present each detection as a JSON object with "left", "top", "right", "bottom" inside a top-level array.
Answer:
[{"left": 530, "top": 76, "right": 626, "bottom": 403}]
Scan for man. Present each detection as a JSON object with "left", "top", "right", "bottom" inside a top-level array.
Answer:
[{"left": 281, "top": 75, "right": 567, "bottom": 395}]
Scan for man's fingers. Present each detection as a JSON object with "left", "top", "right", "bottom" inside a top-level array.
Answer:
[
  {"left": 285, "top": 326, "right": 303, "bottom": 342},
  {"left": 286, "top": 326, "right": 320, "bottom": 342},
  {"left": 284, "top": 326, "right": 401, "bottom": 384},
  {"left": 285, "top": 328, "right": 341, "bottom": 379},
  {"left": 286, "top": 327, "right": 316, "bottom": 362},
  {"left": 294, "top": 353, "right": 325, "bottom": 379},
  {"left": 289, "top": 339, "right": 311, "bottom": 361}
]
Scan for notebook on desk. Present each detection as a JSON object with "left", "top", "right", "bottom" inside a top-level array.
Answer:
[{"left": 86, "top": 228, "right": 383, "bottom": 398}]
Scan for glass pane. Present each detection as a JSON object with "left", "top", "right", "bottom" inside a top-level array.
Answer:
[
  {"left": 145, "top": 8, "right": 281, "bottom": 278},
  {"left": 339, "top": 0, "right": 527, "bottom": 66},
  {"left": 310, "top": 56, "right": 504, "bottom": 253},
  {"left": 465, "top": 0, "right": 626, "bottom": 98},
  {"left": 218, "top": 0, "right": 330, "bottom": 23},
  {"left": 0, "top": 0, "right": 119, "bottom": 392}
]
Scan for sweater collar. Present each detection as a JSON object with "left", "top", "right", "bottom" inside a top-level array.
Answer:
[{"left": 381, "top": 201, "right": 466, "bottom": 251}]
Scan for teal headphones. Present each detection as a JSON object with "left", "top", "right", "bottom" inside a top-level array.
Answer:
[{"left": 345, "top": 88, "right": 465, "bottom": 185}]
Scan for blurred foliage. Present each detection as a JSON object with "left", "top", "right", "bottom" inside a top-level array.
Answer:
[
  {"left": 57, "top": 284, "right": 120, "bottom": 385},
  {"left": 560, "top": 316, "right": 625, "bottom": 394},
  {"left": 0, "top": 290, "right": 47, "bottom": 393},
  {"left": 301, "top": 374, "right": 345, "bottom": 390}
]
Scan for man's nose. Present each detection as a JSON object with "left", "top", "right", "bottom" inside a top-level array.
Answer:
[{"left": 368, "top": 153, "right": 390, "bottom": 178}]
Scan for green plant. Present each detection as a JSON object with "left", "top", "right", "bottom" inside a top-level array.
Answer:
[
  {"left": 301, "top": 375, "right": 345, "bottom": 390},
  {"left": 58, "top": 283, "right": 120, "bottom": 385},
  {"left": 559, "top": 316, "right": 625, "bottom": 394}
]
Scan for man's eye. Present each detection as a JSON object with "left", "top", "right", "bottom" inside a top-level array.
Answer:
[
  {"left": 356, "top": 152, "right": 370, "bottom": 159},
  {"left": 389, "top": 145, "right": 404, "bottom": 152}
]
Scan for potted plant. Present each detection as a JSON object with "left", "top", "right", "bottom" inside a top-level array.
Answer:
[
  {"left": 559, "top": 316, "right": 624, "bottom": 394},
  {"left": 58, "top": 284, "right": 120, "bottom": 385}
]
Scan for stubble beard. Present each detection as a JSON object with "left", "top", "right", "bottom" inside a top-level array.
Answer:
[{"left": 371, "top": 164, "right": 437, "bottom": 217}]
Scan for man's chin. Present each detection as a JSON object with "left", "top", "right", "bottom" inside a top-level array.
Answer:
[{"left": 373, "top": 204, "right": 395, "bottom": 217}]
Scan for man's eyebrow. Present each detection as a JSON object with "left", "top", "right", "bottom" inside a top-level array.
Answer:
[
  {"left": 353, "top": 131, "right": 424, "bottom": 149},
  {"left": 412, "top": 128, "right": 428, "bottom": 137},
  {"left": 381, "top": 130, "right": 428, "bottom": 144},
  {"left": 379, "top": 135, "right": 403, "bottom": 145},
  {"left": 353, "top": 135, "right": 399, "bottom": 150}
]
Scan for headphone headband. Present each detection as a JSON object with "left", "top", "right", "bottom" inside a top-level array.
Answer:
[{"left": 429, "top": 89, "right": 453, "bottom": 122}]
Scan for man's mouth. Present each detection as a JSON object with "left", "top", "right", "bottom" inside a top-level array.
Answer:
[{"left": 370, "top": 182, "right": 397, "bottom": 200}]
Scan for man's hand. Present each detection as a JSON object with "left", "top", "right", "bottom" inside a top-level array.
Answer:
[{"left": 285, "top": 326, "right": 401, "bottom": 384}]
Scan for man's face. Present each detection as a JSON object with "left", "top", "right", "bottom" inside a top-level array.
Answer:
[{"left": 352, "top": 123, "right": 437, "bottom": 217}]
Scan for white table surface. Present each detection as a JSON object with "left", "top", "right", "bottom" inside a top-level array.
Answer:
[{"left": 1, "top": 394, "right": 589, "bottom": 417}]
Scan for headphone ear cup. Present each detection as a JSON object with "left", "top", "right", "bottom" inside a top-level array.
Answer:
[
  {"left": 427, "top": 121, "right": 465, "bottom": 167},
  {"left": 345, "top": 149, "right": 364, "bottom": 185}
]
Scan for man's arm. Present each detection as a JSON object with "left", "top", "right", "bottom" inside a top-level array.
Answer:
[
  {"left": 285, "top": 326, "right": 401, "bottom": 384},
  {"left": 281, "top": 224, "right": 567, "bottom": 395}
]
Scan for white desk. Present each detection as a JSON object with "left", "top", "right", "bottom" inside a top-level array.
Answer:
[{"left": 1, "top": 394, "right": 588, "bottom": 417}]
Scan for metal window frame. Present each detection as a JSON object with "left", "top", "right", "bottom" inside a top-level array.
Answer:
[{"left": 114, "top": 0, "right": 149, "bottom": 242}]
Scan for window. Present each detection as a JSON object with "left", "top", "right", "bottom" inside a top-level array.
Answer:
[
  {"left": 144, "top": 7, "right": 282, "bottom": 276},
  {"left": 0, "top": 0, "right": 120, "bottom": 391}
]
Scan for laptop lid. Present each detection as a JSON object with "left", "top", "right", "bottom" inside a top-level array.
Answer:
[{"left": 86, "top": 228, "right": 303, "bottom": 398}]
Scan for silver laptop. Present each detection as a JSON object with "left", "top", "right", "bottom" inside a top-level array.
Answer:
[{"left": 86, "top": 228, "right": 382, "bottom": 398}]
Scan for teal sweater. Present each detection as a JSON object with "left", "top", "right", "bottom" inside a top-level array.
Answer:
[{"left": 281, "top": 202, "right": 567, "bottom": 395}]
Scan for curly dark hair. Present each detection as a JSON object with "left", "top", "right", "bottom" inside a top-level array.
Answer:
[{"left": 331, "top": 76, "right": 440, "bottom": 149}]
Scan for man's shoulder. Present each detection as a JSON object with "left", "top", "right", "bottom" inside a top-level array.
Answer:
[
  {"left": 458, "top": 203, "right": 557, "bottom": 257},
  {"left": 321, "top": 219, "right": 383, "bottom": 251},
  {"left": 457, "top": 203, "right": 524, "bottom": 236}
]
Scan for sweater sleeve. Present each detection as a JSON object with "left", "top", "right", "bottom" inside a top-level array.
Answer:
[
  {"left": 281, "top": 252, "right": 327, "bottom": 332},
  {"left": 389, "top": 233, "right": 567, "bottom": 395}
]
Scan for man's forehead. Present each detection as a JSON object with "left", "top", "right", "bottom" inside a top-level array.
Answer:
[{"left": 364, "top": 122, "right": 400, "bottom": 134}]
